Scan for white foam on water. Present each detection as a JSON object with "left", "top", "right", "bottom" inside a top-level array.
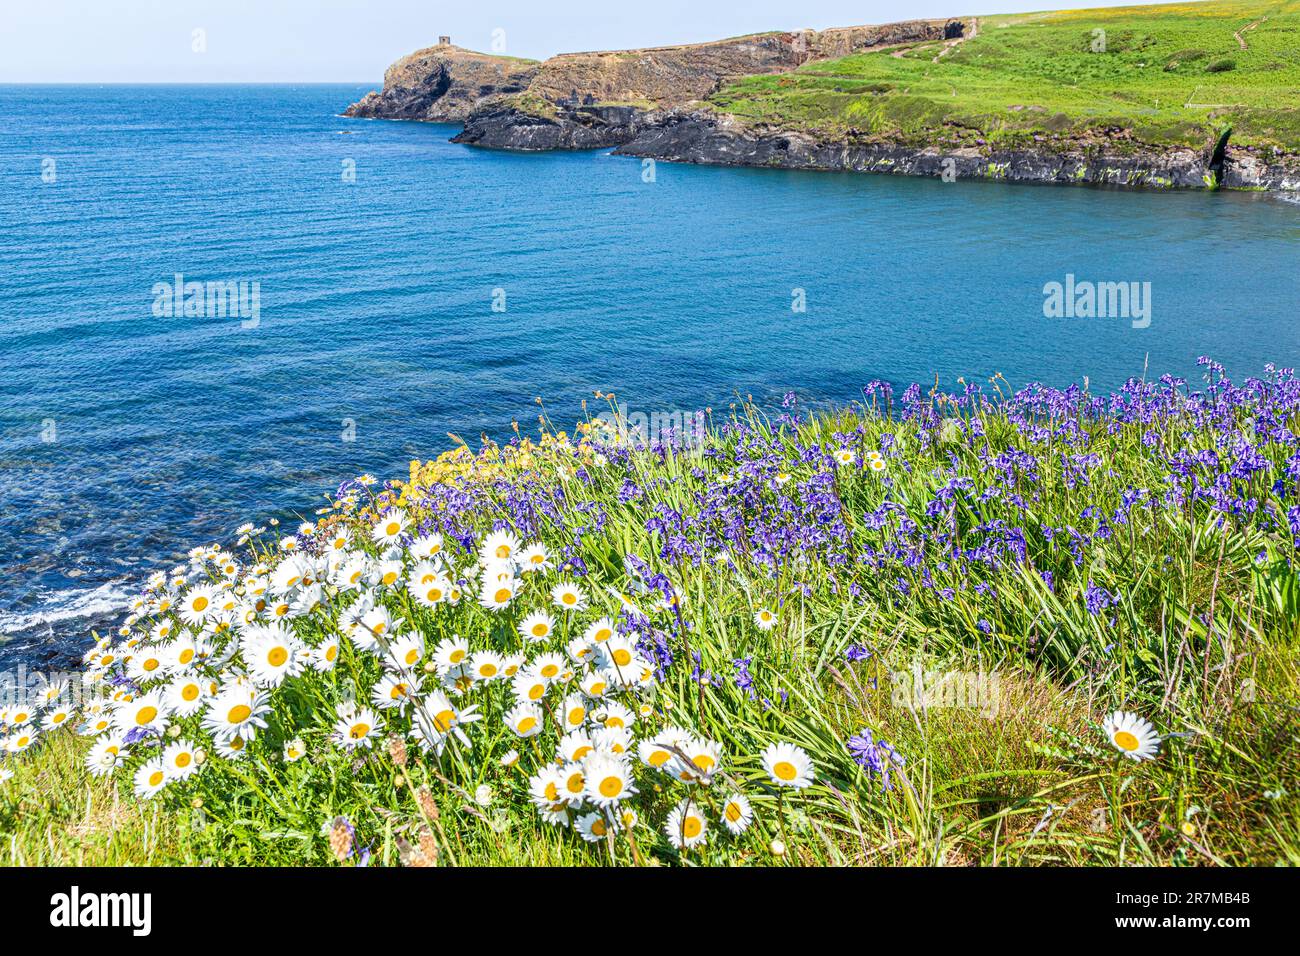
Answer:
[{"left": 0, "top": 581, "right": 133, "bottom": 637}]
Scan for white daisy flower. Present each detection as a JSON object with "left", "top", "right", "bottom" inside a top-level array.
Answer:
[
  {"left": 505, "top": 702, "right": 544, "bottom": 738},
  {"left": 585, "top": 754, "right": 636, "bottom": 807},
  {"left": 371, "top": 509, "right": 410, "bottom": 547},
  {"left": 551, "top": 581, "right": 588, "bottom": 613},
  {"left": 721, "top": 793, "right": 754, "bottom": 835},
  {"left": 203, "top": 686, "right": 271, "bottom": 742},
  {"left": 1103, "top": 710, "right": 1161, "bottom": 761},
  {"left": 479, "top": 529, "right": 522, "bottom": 565},
  {"left": 332, "top": 704, "right": 381, "bottom": 750},
  {"left": 664, "top": 799, "right": 708, "bottom": 849},
  {"left": 163, "top": 740, "right": 201, "bottom": 781},
  {"left": 518, "top": 610, "right": 555, "bottom": 644},
  {"left": 760, "top": 741, "right": 815, "bottom": 788},
  {"left": 134, "top": 758, "right": 170, "bottom": 798}
]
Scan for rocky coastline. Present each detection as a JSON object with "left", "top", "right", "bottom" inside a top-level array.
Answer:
[{"left": 344, "top": 22, "right": 1300, "bottom": 193}]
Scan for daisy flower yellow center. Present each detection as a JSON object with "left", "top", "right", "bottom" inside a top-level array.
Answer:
[
  {"left": 143, "top": 658, "right": 159, "bottom": 672},
  {"left": 182, "top": 685, "right": 200, "bottom": 701},
  {"left": 594, "top": 628, "right": 612, "bottom": 642},
  {"left": 267, "top": 647, "right": 288, "bottom": 667},
  {"left": 612, "top": 649, "right": 632, "bottom": 666},
  {"left": 433, "top": 709, "right": 456, "bottom": 733},
  {"left": 227, "top": 704, "right": 252, "bottom": 724},
  {"left": 532, "top": 623, "right": 548, "bottom": 637},
  {"left": 495, "top": 545, "right": 511, "bottom": 559},
  {"left": 1113, "top": 731, "right": 1139, "bottom": 751},
  {"left": 326, "top": 645, "right": 338, "bottom": 662},
  {"left": 494, "top": 587, "right": 512, "bottom": 603},
  {"left": 725, "top": 802, "right": 743, "bottom": 822},
  {"left": 693, "top": 754, "right": 715, "bottom": 772},
  {"left": 385, "top": 521, "right": 400, "bottom": 535},
  {"left": 528, "top": 685, "right": 544, "bottom": 701},
  {"left": 175, "top": 752, "right": 192, "bottom": 768},
  {"left": 544, "top": 782, "right": 559, "bottom": 801},
  {"left": 135, "top": 706, "right": 158, "bottom": 726},
  {"left": 192, "top": 596, "right": 208, "bottom": 612},
  {"left": 178, "top": 649, "right": 195, "bottom": 664},
  {"left": 562, "top": 593, "right": 576, "bottom": 605},
  {"left": 480, "top": 663, "right": 498, "bottom": 677},
  {"left": 518, "top": 716, "right": 537, "bottom": 733},
  {"left": 773, "top": 761, "right": 797, "bottom": 781},
  {"left": 404, "top": 650, "right": 419, "bottom": 665},
  {"left": 599, "top": 776, "right": 623, "bottom": 798},
  {"left": 450, "top": 650, "right": 466, "bottom": 664},
  {"left": 427, "top": 588, "right": 442, "bottom": 601},
  {"left": 149, "top": 771, "right": 165, "bottom": 787},
  {"left": 566, "top": 773, "right": 585, "bottom": 794},
  {"left": 349, "top": 723, "right": 370, "bottom": 739},
  {"left": 682, "top": 817, "right": 702, "bottom": 838},
  {"left": 648, "top": 749, "right": 670, "bottom": 767},
  {"left": 382, "top": 571, "right": 398, "bottom": 586},
  {"left": 592, "top": 818, "right": 607, "bottom": 836}
]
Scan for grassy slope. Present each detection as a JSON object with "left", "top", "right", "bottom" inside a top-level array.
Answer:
[
  {"left": 3, "top": 380, "right": 1298, "bottom": 867},
  {"left": 711, "top": 1, "right": 1300, "bottom": 152}
]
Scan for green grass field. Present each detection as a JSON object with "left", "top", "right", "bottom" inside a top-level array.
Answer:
[
  {"left": 711, "top": 1, "right": 1300, "bottom": 152},
  {"left": 2, "top": 367, "right": 1298, "bottom": 867}
]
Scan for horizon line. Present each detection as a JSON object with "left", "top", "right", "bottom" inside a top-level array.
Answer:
[{"left": 0, "top": 80, "right": 379, "bottom": 86}]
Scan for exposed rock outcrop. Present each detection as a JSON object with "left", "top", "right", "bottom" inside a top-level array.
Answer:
[
  {"left": 346, "top": 21, "right": 955, "bottom": 123},
  {"left": 344, "top": 44, "right": 539, "bottom": 121},
  {"left": 345, "top": 21, "right": 1300, "bottom": 192},
  {"left": 612, "top": 110, "right": 1300, "bottom": 191},
  {"left": 451, "top": 102, "right": 650, "bottom": 151}
]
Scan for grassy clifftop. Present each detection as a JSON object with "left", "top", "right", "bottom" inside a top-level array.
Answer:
[{"left": 711, "top": 1, "right": 1300, "bottom": 152}]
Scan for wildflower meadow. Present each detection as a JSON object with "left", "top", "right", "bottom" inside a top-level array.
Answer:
[{"left": 2, "top": 359, "right": 1297, "bottom": 867}]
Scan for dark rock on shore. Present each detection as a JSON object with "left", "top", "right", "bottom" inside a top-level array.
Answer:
[
  {"left": 610, "top": 110, "right": 1300, "bottom": 191},
  {"left": 452, "top": 103, "right": 648, "bottom": 150}
]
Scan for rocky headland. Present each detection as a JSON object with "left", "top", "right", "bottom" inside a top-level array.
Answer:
[{"left": 343, "top": 16, "right": 1300, "bottom": 192}]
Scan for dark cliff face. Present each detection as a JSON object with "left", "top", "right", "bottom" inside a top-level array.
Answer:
[
  {"left": 344, "top": 45, "right": 539, "bottom": 122},
  {"left": 611, "top": 110, "right": 1300, "bottom": 191},
  {"left": 345, "top": 20, "right": 955, "bottom": 125},
  {"left": 450, "top": 104, "right": 647, "bottom": 151}
]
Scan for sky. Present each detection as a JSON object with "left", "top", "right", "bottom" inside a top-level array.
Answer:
[{"left": 1, "top": 0, "right": 1181, "bottom": 83}]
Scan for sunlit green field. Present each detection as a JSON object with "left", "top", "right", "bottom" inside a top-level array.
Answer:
[{"left": 712, "top": 1, "right": 1300, "bottom": 151}]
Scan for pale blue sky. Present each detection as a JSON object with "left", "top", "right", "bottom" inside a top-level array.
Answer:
[{"left": 2, "top": 0, "right": 1177, "bottom": 82}]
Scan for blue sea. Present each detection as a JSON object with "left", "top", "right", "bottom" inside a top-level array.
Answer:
[{"left": 1, "top": 84, "right": 1298, "bottom": 667}]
